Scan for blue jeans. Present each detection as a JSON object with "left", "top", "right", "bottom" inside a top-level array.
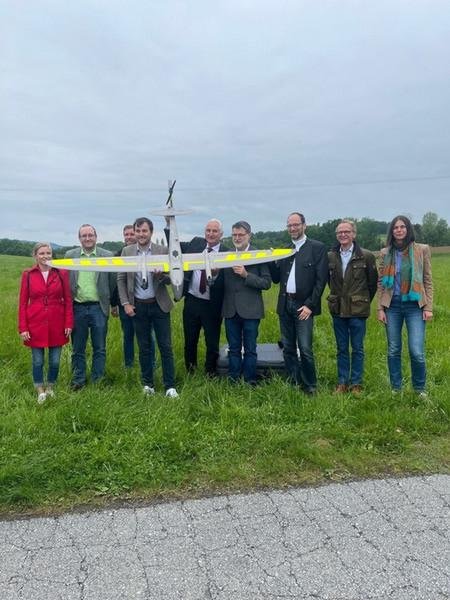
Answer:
[
  {"left": 31, "top": 346, "right": 62, "bottom": 386},
  {"left": 225, "top": 315, "right": 260, "bottom": 384},
  {"left": 279, "top": 297, "right": 317, "bottom": 391},
  {"left": 385, "top": 296, "right": 426, "bottom": 391},
  {"left": 71, "top": 303, "right": 108, "bottom": 385},
  {"left": 134, "top": 301, "right": 175, "bottom": 389},
  {"left": 332, "top": 316, "right": 366, "bottom": 385}
]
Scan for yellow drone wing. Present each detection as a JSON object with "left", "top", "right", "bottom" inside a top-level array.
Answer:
[
  {"left": 180, "top": 247, "right": 294, "bottom": 271},
  {"left": 49, "top": 255, "right": 171, "bottom": 272}
]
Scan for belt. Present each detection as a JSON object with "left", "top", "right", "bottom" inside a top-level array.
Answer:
[
  {"left": 187, "top": 293, "right": 208, "bottom": 302},
  {"left": 135, "top": 297, "right": 156, "bottom": 304},
  {"left": 74, "top": 301, "right": 99, "bottom": 306},
  {"left": 286, "top": 293, "right": 298, "bottom": 299}
]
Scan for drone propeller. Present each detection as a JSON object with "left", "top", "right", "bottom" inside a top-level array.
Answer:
[{"left": 166, "top": 179, "right": 176, "bottom": 208}]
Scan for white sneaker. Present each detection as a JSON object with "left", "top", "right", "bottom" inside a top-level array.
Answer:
[
  {"left": 37, "top": 392, "right": 47, "bottom": 404},
  {"left": 165, "top": 387, "right": 179, "bottom": 398},
  {"left": 46, "top": 388, "right": 55, "bottom": 398},
  {"left": 417, "top": 391, "right": 428, "bottom": 399},
  {"left": 143, "top": 386, "right": 155, "bottom": 395}
]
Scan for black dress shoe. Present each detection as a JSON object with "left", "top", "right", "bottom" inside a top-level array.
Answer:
[
  {"left": 71, "top": 383, "right": 85, "bottom": 391},
  {"left": 303, "top": 387, "right": 317, "bottom": 396}
]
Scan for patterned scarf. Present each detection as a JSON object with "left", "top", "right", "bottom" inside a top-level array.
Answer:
[{"left": 381, "top": 242, "right": 424, "bottom": 302}]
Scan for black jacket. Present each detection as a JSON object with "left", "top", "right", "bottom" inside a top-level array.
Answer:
[
  {"left": 270, "top": 238, "right": 328, "bottom": 316},
  {"left": 164, "top": 229, "right": 229, "bottom": 312}
]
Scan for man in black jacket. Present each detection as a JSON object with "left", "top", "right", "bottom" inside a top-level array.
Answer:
[
  {"left": 165, "top": 218, "right": 229, "bottom": 375},
  {"left": 270, "top": 212, "right": 328, "bottom": 394}
]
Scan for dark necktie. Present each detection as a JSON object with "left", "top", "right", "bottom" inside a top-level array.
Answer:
[{"left": 199, "top": 246, "right": 213, "bottom": 294}]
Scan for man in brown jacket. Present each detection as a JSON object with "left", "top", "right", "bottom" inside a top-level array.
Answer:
[
  {"left": 117, "top": 217, "right": 178, "bottom": 398},
  {"left": 327, "top": 220, "right": 378, "bottom": 394}
]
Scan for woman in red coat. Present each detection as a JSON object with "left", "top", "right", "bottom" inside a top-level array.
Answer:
[{"left": 18, "top": 242, "right": 73, "bottom": 403}]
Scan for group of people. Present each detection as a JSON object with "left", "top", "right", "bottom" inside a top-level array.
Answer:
[{"left": 18, "top": 212, "right": 433, "bottom": 403}]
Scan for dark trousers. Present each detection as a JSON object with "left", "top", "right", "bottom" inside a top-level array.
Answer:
[
  {"left": 119, "top": 305, "right": 136, "bottom": 367},
  {"left": 225, "top": 315, "right": 260, "bottom": 383},
  {"left": 279, "top": 297, "right": 317, "bottom": 391},
  {"left": 119, "top": 305, "right": 155, "bottom": 368},
  {"left": 183, "top": 293, "right": 222, "bottom": 374},
  {"left": 71, "top": 303, "right": 108, "bottom": 385},
  {"left": 134, "top": 301, "right": 175, "bottom": 389}
]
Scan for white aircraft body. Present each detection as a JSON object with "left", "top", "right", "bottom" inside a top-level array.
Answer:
[{"left": 48, "top": 181, "right": 295, "bottom": 301}]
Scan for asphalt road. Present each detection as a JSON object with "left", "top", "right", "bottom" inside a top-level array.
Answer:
[{"left": 1, "top": 474, "right": 449, "bottom": 599}]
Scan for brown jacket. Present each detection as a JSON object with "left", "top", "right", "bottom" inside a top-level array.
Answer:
[
  {"left": 327, "top": 243, "right": 378, "bottom": 318},
  {"left": 377, "top": 243, "right": 433, "bottom": 311}
]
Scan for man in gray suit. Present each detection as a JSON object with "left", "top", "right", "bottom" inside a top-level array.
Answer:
[
  {"left": 222, "top": 221, "right": 271, "bottom": 385},
  {"left": 65, "top": 224, "right": 116, "bottom": 389},
  {"left": 117, "top": 217, "right": 178, "bottom": 398}
]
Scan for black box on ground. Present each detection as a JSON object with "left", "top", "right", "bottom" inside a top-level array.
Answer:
[{"left": 216, "top": 343, "right": 286, "bottom": 378}]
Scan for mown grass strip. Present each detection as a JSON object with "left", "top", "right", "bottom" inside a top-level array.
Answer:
[{"left": 0, "top": 254, "right": 449, "bottom": 515}]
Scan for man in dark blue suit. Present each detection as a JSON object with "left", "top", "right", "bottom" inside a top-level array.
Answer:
[
  {"left": 165, "top": 218, "right": 229, "bottom": 375},
  {"left": 270, "top": 212, "right": 328, "bottom": 395}
]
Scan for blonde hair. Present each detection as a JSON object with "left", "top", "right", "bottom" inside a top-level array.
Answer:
[{"left": 32, "top": 242, "right": 52, "bottom": 257}]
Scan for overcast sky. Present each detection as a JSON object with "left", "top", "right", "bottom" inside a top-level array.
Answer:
[{"left": 1, "top": 0, "right": 450, "bottom": 245}]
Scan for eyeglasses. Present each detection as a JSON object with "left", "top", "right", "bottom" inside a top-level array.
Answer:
[
  {"left": 232, "top": 232, "right": 249, "bottom": 237},
  {"left": 80, "top": 234, "right": 96, "bottom": 239},
  {"left": 287, "top": 223, "right": 304, "bottom": 228},
  {"left": 336, "top": 230, "right": 353, "bottom": 235}
]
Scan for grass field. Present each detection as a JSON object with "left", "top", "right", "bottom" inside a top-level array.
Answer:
[{"left": 1, "top": 254, "right": 449, "bottom": 516}]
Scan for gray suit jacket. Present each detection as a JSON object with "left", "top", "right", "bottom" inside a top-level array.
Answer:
[
  {"left": 64, "top": 246, "right": 115, "bottom": 317},
  {"left": 117, "top": 242, "right": 173, "bottom": 313},
  {"left": 222, "top": 248, "right": 271, "bottom": 319}
]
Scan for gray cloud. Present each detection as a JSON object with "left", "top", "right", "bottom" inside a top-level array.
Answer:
[{"left": 1, "top": 0, "right": 449, "bottom": 244}]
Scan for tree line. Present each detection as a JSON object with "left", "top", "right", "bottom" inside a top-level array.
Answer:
[
  {"left": 227, "top": 212, "right": 450, "bottom": 250},
  {"left": 1, "top": 212, "right": 449, "bottom": 258}
]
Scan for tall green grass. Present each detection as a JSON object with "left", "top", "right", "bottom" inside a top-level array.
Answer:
[{"left": 1, "top": 254, "right": 449, "bottom": 514}]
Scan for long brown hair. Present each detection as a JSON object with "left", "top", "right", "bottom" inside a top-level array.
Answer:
[{"left": 386, "top": 215, "right": 416, "bottom": 248}]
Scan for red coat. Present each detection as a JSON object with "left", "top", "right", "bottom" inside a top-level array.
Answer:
[{"left": 18, "top": 266, "right": 74, "bottom": 348}]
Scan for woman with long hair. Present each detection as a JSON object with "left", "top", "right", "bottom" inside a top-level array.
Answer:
[
  {"left": 377, "top": 216, "right": 433, "bottom": 397},
  {"left": 18, "top": 242, "right": 73, "bottom": 403}
]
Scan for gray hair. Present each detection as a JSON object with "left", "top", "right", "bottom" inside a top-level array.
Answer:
[
  {"left": 232, "top": 220, "right": 251, "bottom": 233},
  {"left": 336, "top": 219, "right": 357, "bottom": 234}
]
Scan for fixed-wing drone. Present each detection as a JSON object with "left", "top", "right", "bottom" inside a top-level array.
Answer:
[{"left": 48, "top": 181, "right": 294, "bottom": 301}]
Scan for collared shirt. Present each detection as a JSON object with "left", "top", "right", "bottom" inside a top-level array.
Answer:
[
  {"left": 286, "top": 236, "right": 307, "bottom": 294},
  {"left": 75, "top": 247, "right": 99, "bottom": 303},
  {"left": 189, "top": 241, "right": 221, "bottom": 300},
  {"left": 340, "top": 243, "right": 354, "bottom": 274},
  {"left": 134, "top": 245, "right": 156, "bottom": 300}
]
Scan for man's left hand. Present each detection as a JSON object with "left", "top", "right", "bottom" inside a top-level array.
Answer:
[
  {"left": 297, "top": 305, "right": 312, "bottom": 320},
  {"left": 233, "top": 265, "right": 247, "bottom": 278}
]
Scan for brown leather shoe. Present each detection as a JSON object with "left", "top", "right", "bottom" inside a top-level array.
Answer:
[
  {"left": 350, "top": 384, "right": 363, "bottom": 395},
  {"left": 334, "top": 384, "right": 349, "bottom": 393}
]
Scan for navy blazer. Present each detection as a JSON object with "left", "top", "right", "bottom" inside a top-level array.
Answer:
[{"left": 270, "top": 238, "right": 328, "bottom": 316}]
